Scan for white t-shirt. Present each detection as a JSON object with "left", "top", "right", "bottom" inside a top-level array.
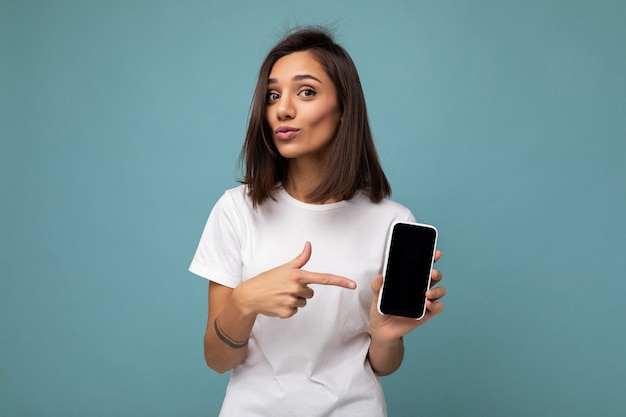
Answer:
[{"left": 190, "top": 185, "right": 415, "bottom": 417}]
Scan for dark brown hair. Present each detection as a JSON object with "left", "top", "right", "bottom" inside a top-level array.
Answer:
[{"left": 240, "top": 26, "right": 391, "bottom": 206}]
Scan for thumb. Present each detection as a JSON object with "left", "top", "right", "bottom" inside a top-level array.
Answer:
[
  {"left": 285, "top": 241, "right": 312, "bottom": 269},
  {"left": 370, "top": 274, "right": 383, "bottom": 300}
]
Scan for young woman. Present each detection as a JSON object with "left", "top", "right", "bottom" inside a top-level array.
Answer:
[{"left": 190, "top": 27, "right": 446, "bottom": 417}]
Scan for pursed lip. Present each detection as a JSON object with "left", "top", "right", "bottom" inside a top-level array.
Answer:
[
  {"left": 274, "top": 126, "right": 300, "bottom": 140},
  {"left": 274, "top": 126, "right": 299, "bottom": 134}
]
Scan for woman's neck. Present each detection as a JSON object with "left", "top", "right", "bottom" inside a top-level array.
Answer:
[{"left": 283, "top": 158, "right": 336, "bottom": 204}]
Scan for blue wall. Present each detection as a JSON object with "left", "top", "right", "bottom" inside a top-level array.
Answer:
[{"left": 2, "top": 1, "right": 625, "bottom": 415}]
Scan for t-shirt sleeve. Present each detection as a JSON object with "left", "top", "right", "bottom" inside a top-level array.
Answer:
[{"left": 189, "top": 192, "right": 243, "bottom": 288}]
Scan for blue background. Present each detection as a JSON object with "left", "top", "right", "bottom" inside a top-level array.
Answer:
[{"left": 2, "top": 1, "right": 625, "bottom": 415}]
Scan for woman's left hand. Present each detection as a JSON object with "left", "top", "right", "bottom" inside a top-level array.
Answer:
[{"left": 369, "top": 250, "right": 446, "bottom": 343}]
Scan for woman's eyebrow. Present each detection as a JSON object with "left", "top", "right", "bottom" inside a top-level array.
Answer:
[{"left": 268, "top": 74, "right": 322, "bottom": 84}]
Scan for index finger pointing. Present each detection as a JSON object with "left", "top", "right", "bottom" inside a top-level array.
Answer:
[{"left": 300, "top": 271, "right": 357, "bottom": 289}]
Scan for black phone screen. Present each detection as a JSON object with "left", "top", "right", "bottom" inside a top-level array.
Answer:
[{"left": 379, "top": 222, "right": 437, "bottom": 319}]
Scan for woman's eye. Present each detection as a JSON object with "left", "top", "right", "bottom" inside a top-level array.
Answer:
[
  {"left": 267, "top": 92, "right": 280, "bottom": 102},
  {"left": 298, "top": 88, "right": 316, "bottom": 98}
]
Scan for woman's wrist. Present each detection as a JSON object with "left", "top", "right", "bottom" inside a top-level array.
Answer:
[
  {"left": 370, "top": 334, "right": 404, "bottom": 349},
  {"left": 230, "top": 281, "right": 258, "bottom": 319},
  {"left": 214, "top": 314, "right": 249, "bottom": 349},
  {"left": 368, "top": 335, "right": 404, "bottom": 376},
  {"left": 211, "top": 283, "right": 258, "bottom": 350}
]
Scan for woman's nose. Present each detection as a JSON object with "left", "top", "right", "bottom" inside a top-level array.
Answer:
[{"left": 276, "top": 96, "right": 295, "bottom": 121}]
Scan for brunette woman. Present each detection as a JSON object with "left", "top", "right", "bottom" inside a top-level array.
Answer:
[{"left": 190, "top": 27, "right": 446, "bottom": 417}]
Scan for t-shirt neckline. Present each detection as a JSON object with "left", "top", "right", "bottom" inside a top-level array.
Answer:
[{"left": 275, "top": 187, "right": 351, "bottom": 211}]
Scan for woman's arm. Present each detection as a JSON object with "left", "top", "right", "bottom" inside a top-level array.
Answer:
[
  {"left": 204, "top": 282, "right": 256, "bottom": 373},
  {"left": 203, "top": 242, "right": 356, "bottom": 373},
  {"left": 367, "top": 251, "right": 446, "bottom": 376},
  {"left": 367, "top": 330, "right": 405, "bottom": 376}
]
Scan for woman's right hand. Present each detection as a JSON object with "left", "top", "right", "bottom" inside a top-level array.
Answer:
[
  {"left": 232, "top": 241, "right": 357, "bottom": 319},
  {"left": 204, "top": 241, "right": 356, "bottom": 373}
]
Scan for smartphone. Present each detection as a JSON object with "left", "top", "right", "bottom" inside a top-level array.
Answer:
[{"left": 378, "top": 221, "right": 438, "bottom": 320}]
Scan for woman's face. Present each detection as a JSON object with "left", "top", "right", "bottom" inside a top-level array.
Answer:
[{"left": 265, "top": 51, "right": 341, "bottom": 164}]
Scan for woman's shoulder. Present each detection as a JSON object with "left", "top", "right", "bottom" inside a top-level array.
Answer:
[
  {"left": 352, "top": 191, "right": 414, "bottom": 219},
  {"left": 218, "top": 183, "right": 262, "bottom": 202},
  {"left": 221, "top": 184, "right": 248, "bottom": 201},
  {"left": 380, "top": 197, "right": 414, "bottom": 219},
  {"left": 210, "top": 185, "right": 253, "bottom": 214}
]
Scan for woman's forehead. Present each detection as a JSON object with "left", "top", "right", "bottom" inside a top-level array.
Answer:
[{"left": 268, "top": 51, "right": 329, "bottom": 82}]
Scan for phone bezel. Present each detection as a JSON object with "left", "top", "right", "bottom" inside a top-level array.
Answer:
[{"left": 377, "top": 221, "right": 438, "bottom": 320}]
